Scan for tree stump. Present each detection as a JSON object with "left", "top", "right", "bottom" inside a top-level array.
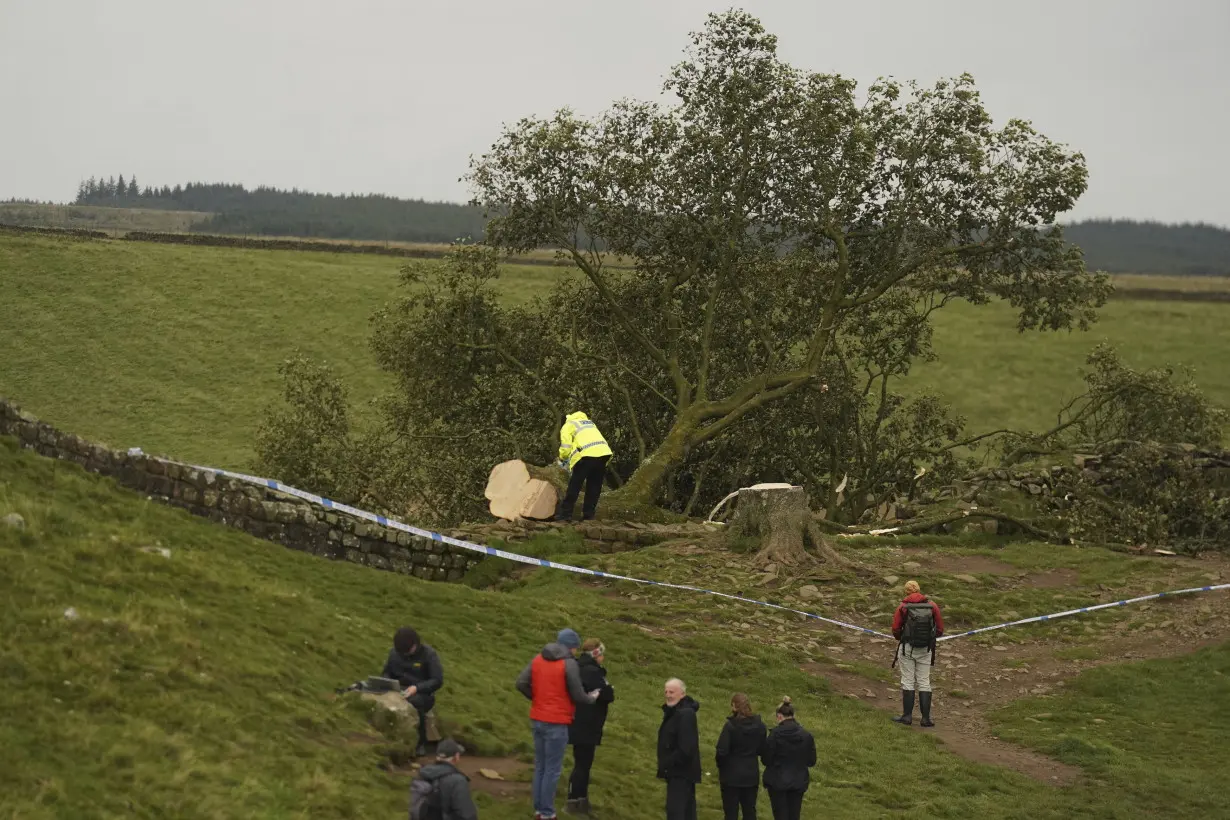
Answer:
[
  {"left": 730, "top": 484, "right": 855, "bottom": 570},
  {"left": 730, "top": 484, "right": 812, "bottom": 568}
]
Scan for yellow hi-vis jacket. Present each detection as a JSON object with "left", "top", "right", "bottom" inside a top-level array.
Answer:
[{"left": 558, "top": 412, "right": 612, "bottom": 470}]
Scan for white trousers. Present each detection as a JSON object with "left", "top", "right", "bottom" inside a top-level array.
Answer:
[{"left": 897, "top": 644, "right": 933, "bottom": 692}]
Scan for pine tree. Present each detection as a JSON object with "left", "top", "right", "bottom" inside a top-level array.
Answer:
[
  {"left": 104, "top": 176, "right": 116, "bottom": 198},
  {"left": 76, "top": 179, "right": 89, "bottom": 204},
  {"left": 128, "top": 175, "right": 139, "bottom": 198},
  {"left": 116, "top": 175, "right": 127, "bottom": 198}
]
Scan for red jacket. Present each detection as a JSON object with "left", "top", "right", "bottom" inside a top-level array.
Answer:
[
  {"left": 529, "top": 654, "right": 574, "bottom": 724},
  {"left": 892, "top": 593, "right": 944, "bottom": 639},
  {"left": 515, "top": 642, "right": 596, "bottom": 725}
]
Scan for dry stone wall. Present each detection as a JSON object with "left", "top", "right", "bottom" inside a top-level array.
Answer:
[{"left": 0, "top": 399, "right": 480, "bottom": 581}]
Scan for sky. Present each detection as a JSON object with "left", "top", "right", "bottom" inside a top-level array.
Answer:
[{"left": 2, "top": 0, "right": 1227, "bottom": 226}]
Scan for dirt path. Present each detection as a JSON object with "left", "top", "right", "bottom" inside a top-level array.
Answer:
[{"left": 802, "top": 589, "right": 1230, "bottom": 784}]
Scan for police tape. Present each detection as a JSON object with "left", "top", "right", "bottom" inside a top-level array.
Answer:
[
  {"left": 938, "top": 583, "right": 1230, "bottom": 642},
  {"left": 181, "top": 461, "right": 896, "bottom": 640},
  {"left": 165, "top": 457, "right": 1227, "bottom": 645}
]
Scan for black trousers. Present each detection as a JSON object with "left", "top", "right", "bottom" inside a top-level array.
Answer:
[
  {"left": 406, "top": 692, "right": 434, "bottom": 749},
  {"left": 767, "top": 789, "right": 804, "bottom": 820},
  {"left": 721, "top": 784, "right": 758, "bottom": 820},
  {"left": 665, "top": 778, "right": 697, "bottom": 820},
  {"left": 568, "top": 744, "right": 596, "bottom": 799},
  {"left": 558, "top": 455, "right": 610, "bottom": 521}
]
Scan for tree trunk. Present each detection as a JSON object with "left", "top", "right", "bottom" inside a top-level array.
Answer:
[
  {"left": 730, "top": 485, "right": 815, "bottom": 568},
  {"left": 616, "top": 414, "right": 696, "bottom": 508}
]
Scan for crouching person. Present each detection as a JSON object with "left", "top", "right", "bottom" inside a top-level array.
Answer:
[
  {"left": 891, "top": 580, "right": 944, "bottom": 727},
  {"left": 385, "top": 627, "right": 445, "bottom": 756},
  {"left": 410, "top": 738, "right": 478, "bottom": 820}
]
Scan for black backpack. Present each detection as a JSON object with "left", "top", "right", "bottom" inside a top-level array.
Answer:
[
  {"left": 409, "top": 773, "right": 444, "bottom": 820},
  {"left": 901, "top": 600, "right": 937, "bottom": 649}
]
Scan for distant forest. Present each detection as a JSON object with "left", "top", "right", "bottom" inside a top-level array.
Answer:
[{"left": 73, "top": 175, "right": 1230, "bottom": 275}]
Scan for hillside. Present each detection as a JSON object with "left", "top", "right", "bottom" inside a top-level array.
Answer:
[
  {"left": 4, "top": 434, "right": 1230, "bottom": 818},
  {"left": 1, "top": 232, "right": 1226, "bottom": 471}
]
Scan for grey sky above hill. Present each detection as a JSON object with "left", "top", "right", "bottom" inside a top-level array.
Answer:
[{"left": 2, "top": 0, "right": 1227, "bottom": 227}]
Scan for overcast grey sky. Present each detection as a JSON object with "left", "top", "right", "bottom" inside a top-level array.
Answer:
[{"left": 2, "top": 0, "right": 1227, "bottom": 226}]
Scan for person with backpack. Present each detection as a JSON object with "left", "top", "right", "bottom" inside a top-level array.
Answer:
[
  {"left": 516, "top": 628, "right": 601, "bottom": 820},
  {"left": 715, "top": 692, "right": 767, "bottom": 820},
  {"left": 383, "top": 626, "right": 446, "bottom": 756},
  {"left": 409, "top": 738, "right": 478, "bottom": 820},
  {"left": 891, "top": 580, "right": 945, "bottom": 727},
  {"left": 566, "top": 638, "right": 616, "bottom": 816},
  {"left": 657, "top": 678, "right": 701, "bottom": 820},
  {"left": 759, "top": 697, "right": 816, "bottom": 820}
]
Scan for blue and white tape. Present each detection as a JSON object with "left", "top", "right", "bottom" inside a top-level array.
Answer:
[
  {"left": 938, "top": 583, "right": 1230, "bottom": 642},
  {"left": 163, "top": 455, "right": 1226, "bottom": 645},
  {"left": 184, "top": 461, "right": 895, "bottom": 640}
]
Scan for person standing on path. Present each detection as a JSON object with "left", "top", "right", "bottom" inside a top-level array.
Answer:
[
  {"left": 715, "top": 693, "right": 767, "bottom": 820},
  {"left": 565, "top": 638, "right": 615, "bottom": 816},
  {"left": 516, "top": 628, "right": 600, "bottom": 820},
  {"left": 556, "top": 412, "right": 613, "bottom": 522},
  {"left": 382, "top": 626, "right": 445, "bottom": 757},
  {"left": 891, "top": 579, "right": 945, "bottom": 727},
  {"left": 657, "top": 678, "right": 701, "bottom": 820},
  {"left": 759, "top": 697, "right": 816, "bottom": 820}
]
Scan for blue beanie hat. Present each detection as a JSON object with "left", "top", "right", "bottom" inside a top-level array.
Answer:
[{"left": 557, "top": 628, "right": 581, "bottom": 649}]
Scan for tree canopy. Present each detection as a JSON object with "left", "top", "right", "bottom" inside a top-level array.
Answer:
[{"left": 465, "top": 9, "right": 1110, "bottom": 506}]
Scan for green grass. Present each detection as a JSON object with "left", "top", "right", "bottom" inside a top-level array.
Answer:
[
  {"left": 910, "top": 297, "right": 1230, "bottom": 435},
  {"left": 4, "top": 439, "right": 1228, "bottom": 818},
  {"left": 0, "top": 234, "right": 556, "bottom": 468},
  {"left": 0, "top": 203, "right": 213, "bottom": 233},
  {"left": 2, "top": 233, "right": 1226, "bottom": 474},
  {"left": 991, "top": 644, "right": 1230, "bottom": 818}
]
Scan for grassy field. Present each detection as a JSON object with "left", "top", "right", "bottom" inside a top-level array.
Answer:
[
  {"left": 0, "top": 233, "right": 562, "bottom": 467},
  {"left": 2, "top": 232, "right": 1227, "bottom": 470},
  {"left": 0, "top": 204, "right": 213, "bottom": 234},
  {"left": 3, "top": 438, "right": 1228, "bottom": 819}
]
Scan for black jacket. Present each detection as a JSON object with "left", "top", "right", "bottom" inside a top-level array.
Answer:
[
  {"left": 715, "top": 714, "right": 767, "bottom": 788},
  {"left": 569, "top": 653, "right": 615, "bottom": 746},
  {"left": 382, "top": 644, "right": 444, "bottom": 703},
  {"left": 657, "top": 696, "right": 702, "bottom": 783},
  {"left": 760, "top": 719, "right": 817, "bottom": 793},
  {"left": 416, "top": 761, "right": 478, "bottom": 820}
]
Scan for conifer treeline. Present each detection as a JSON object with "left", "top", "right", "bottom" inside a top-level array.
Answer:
[
  {"left": 70, "top": 175, "right": 1230, "bottom": 274},
  {"left": 74, "top": 176, "right": 486, "bottom": 244}
]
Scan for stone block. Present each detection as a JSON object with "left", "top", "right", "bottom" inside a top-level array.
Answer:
[{"left": 342, "top": 533, "right": 359, "bottom": 549}]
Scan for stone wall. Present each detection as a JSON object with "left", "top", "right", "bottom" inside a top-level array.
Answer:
[{"left": 0, "top": 399, "right": 480, "bottom": 581}]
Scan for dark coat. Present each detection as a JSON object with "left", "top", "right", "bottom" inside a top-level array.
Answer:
[
  {"left": 657, "top": 695, "right": 702, "bottom": 783},
  {"left": 569, "top": 653, "right": 615, "bottom": 746},
  {"left": 760, "top": 719, "right": 817, "bottom": 793},
  {"left": 715, "top": 714, "right": 767, "bottom": 788},
  {"left": 415, "top": 761, "right": 478, "bottom": 820},
  {"left": 383, "top": 644, "right": 444, "bottom": 708}
]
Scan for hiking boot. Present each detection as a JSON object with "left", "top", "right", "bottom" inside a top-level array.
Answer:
[
  {"left": 564, "top": 799, "right": 581, "bottom": 814},
  {"left": 919, "top": 691, "right": 934, "bottom": 727},
  {"left": 892, "top": 690, "right": 915, "bottom": 725},
  {"left": 577, "top": 798, "right": 592, "bottom": 815}
]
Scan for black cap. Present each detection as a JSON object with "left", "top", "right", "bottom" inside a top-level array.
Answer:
[{"left": 436, "top": 738, "right": 465, "bottom": 758}]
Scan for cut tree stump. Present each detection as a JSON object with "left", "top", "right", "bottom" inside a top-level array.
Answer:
[{"left": 730, "top": 484, "right": 855, "bottom": 570}]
